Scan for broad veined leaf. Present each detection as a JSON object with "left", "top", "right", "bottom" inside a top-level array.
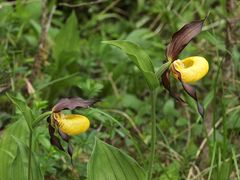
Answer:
[
  {"left": 103, "top": 40, "right": 159, "bottom": 90},
  {"left": 87, "top": 138, "right": 146, "bottom": 180},
  {"left": 10, "top": 136, "right": 43, "bottom": 180},
  {"left": 0, "top": 120, "right": 29, "bottom": 180},
  {"left": 52, "top": 12, "right": 80, "bottom": 62},
  {"left": 6, "top": 93, "right": 34, "bottom": 129}
]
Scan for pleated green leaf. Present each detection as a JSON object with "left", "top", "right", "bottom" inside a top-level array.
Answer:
[
  {"left": 103, "top": 40, "right": 159, "bottom": 90},
  {"left": 6, "top": 93, "right": 34, "bottom": 129},
  {"left": 10, "top": 136, "right": 43, "bottom": 180},
  {"left": 87, "top": 138, "right": 146, "bottom": 180},
  {"left": 0, "top": 120, "right": 43, "bottom": 180},
  {"left": 0, "top": 120, "right": 28, "bottom": 180},
  {"left": 52, "top": 12, "right": 80, "bottom": 62}
]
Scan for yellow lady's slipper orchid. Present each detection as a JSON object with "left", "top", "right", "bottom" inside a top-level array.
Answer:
[
  {"left": 53, "top": 113, "right": 90, "bottom": 135},
  {"left": 161, "top": 19, "right": 208, "bottom": 118},
  {"left": 171, "top": 56, "right": 209, "bottom": 83},
  {"left": 47, "top": 97, "right": 97, "bottom": 159}
]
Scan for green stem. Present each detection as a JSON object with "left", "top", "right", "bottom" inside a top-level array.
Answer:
[
  {"left": 148, "top": 90, "right": 156, "bottom": 180},
  {"left": 28, "top": 130, "right": 33, "bottom": 180}
]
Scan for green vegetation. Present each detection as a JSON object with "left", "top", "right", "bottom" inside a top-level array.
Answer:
[{"left": 0, "top": 0, "right": 239, "bottom": 179}]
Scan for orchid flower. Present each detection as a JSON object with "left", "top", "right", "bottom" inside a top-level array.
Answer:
[
  {"left": 161, "top": 19, "right": 208, "bottom": 118},
  {"left": 47, "top": 97, "right": 97, "bottom": 161}
]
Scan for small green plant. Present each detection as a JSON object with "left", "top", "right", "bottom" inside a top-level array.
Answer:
[
  {"left": 47, "top": 98, "right": 97, "bottom": 162},
  {"left": 103, "top": 18, "right": 208, "bottom": 180},
  {"left": 3, "top": 18, "right": 209, "bottom": 180},
  {"left": 1, "top": 1, "right": 239, "bottom": 179},
  {"left": 4, "top": 93, "right": 51, "bottom": 180}
]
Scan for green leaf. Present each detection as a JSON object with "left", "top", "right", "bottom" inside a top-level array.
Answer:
[
  {"left": 217, "top": 160, "right": 232, "bottom": 180},
  {"left": 156, "top": 62, "right": 171, "bottom": 78},
  {"left": 90, "top": 108, "right": 143, "bottom": 158},
  {"left": 163, "top": 99, "right": 178, "bottom": 118},
  {"left": 6, "top": 93, "right": 34, "bottom": 130},
  {"left": 159, "top": 161, "right": 180, "bottom": 180},
  {"left": 176, "top": 118, "right": 188, "bottom": 126},
  {"left": 0, "top": 120, "right": 29, "bottom": 180},
  {"left": 232, "top": 148, "right": 240, "bottom": 180},
  {"left": 87, "top": 138, "right": 146, "bottom": 180},
  {"left": 226, "top": 110, "right": 240, "bottom": 129},
  {"left": 103, "top": 40, "right": 159, "bottom": 90},
  {"left": 121, "top": 94, "right": 143, "bottom": 111},
  {"left": 32, "top": 111, "right": 52, "bottom": 128},
  {"left": 10, "top": 136, "right": 43, "bottom": 180},
  {"left": 52, "top": 12, "right": 80, "bottom": 63}
]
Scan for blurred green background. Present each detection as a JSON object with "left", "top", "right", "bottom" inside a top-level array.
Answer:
[{"left": 0, "top": 0, "right": 240, "bottom": 179}]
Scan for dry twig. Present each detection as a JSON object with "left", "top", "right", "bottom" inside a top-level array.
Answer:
[
  {"left": 59, "top": 0, "right": 107, "bottom": 8},
  {"left": 30, "top": 1, "right": 56, "bottom": 81}
]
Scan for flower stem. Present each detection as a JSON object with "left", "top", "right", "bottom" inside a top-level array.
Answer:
[
  {"left": 148, "top": 90, "right": 156, "bottom": 180},
  {"left": 28, "top": 130, "right": 33, "bottom": 180}
]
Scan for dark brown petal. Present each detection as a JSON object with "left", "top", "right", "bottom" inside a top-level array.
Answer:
[
  {"left": 50, "top": 135, "right": 65, "bottom": 152},
  {"left": 161, "top": 70, "right": 184, "bottom": 102},
  {"left": 52, "top": 97, "right": 98, "bottom": 113},
  {"left": 68, "top": 143, "right": 74, "bottom": 165},
  {"left": 48, "top": 115, "right": 74, "bottom": 162},
  {"left": 47, "top": 116, "right": 55, "bottom": 137},
  {"left": 47, "top": 116, "right": 51, "bottom": 123},
  {"left": 172, "top": 67, "right": 204, "bottom": 118},
  {"left": 58, "top": 129, "right": 70, "bottom": 142},
  {"left": 48, "top": 123, "right": 55, "bottom": 137},
  {"left": 162, "top": 70, "right": 171, "bottom": 91},
  {"left": 181, "top": 82, "right": 204, "bottom": 118},
  {"left": 166, "top": 19, "right": 204, "bottom": 61},
  {"left": 48, "top": 116, "right": 65, "bottom": 152}
]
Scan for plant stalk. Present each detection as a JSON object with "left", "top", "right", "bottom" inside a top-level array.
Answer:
[
  {"left": 148, "top": 90, "right": 156, "bottom": 180},
  {"left": 28, "top": 130, "right": 33, "bottom": 180}
]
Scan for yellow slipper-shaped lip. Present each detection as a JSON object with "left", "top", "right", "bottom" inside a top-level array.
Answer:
[
  {"left": 53, "top": 113, "right": 90, "bottom": 136},
  {"left": 171, "top": 56, "right": 209, "bottom": 83}
]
